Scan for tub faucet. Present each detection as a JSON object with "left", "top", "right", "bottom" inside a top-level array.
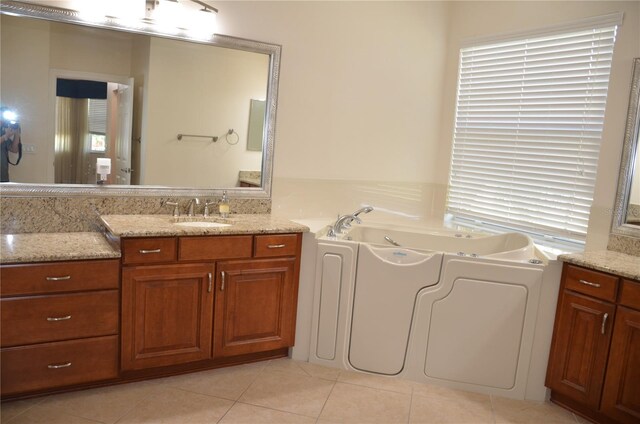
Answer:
[
  {"left": 186, "top": 198, "right": 200, "bottom": 216},
  {"left": 328, "top": 214, "right": 362, "bottom": 237}
]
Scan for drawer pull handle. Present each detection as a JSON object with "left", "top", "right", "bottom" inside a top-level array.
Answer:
[
  {"left": 579, "top": 279, "right": 601, "bottom": 288},
  {"left": 601, "top": 313, "right": 609, "bottom": 335},
  {"left": 46, "top": 275, "right": 71, "bottom": 281},
  {"left": 208, "top": 273, "right": 212, "bottom": 293},
  {"left": 139, "top": 249, "right": 161, "bottom": 254},
  {"left": 267, "top": 244, "right": 286, "bottom": 249},
  {"left": 47, "top": 315, "right": 71, "bottom": 322},
  {"left": 48, "top": 362, "right": 72, "bottom": 369},
  {"left": 221, "top": 271, "right": 226, "bottom": 291}
]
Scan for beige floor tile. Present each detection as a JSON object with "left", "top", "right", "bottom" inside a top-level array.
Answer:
[
  {"left": 319, "top": 382, "right": 411, "bottom": 424},
  {"left": 574, "top": 413, "right": 593, "bottom": 424},
  {"left": 219, "top": 402, "right": 316, "bottom": 424},
  {"left": 492, "top": 396, "right": 576, "bottom": 424},
  {"left": 410, "top": 390, "right": 493, "bottom": 424},
  {"left": 158, "top": 363, "right": 264, "bottom": 400},
  {"left": 4, "top": 404, "right": 101, "bottom": 424},
  {"left": 239, "top": 370, "right": 334, "bottom": 417},
  {"left": 38, "top": 381, "right": 163, "bottom": 424},
  {"left": 265, "top": 359, "right": 340, "bottom": 381},
  {"left": 338, "top": 370, "right": 413, "bottom": 394},
  {"left": 116, "top": 386, "right": 233, "bottom": 424},
  {"left": 0, "top": 399, "right": 42, "bottom": 423}
]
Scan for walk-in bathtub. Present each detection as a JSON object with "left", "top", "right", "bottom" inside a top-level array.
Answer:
[{"left": 308, "top": 223, "right": 555, "bottom": 400}]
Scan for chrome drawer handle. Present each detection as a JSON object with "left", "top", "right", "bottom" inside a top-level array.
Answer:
[
  {"left": 579, "top": 279, "right": 601, "bottom": 288},
  {"left": 208, "top": 273, "right": 212, "bottom": 293},
  {"left": 139, "top": 249, "right": 161, "bottom": 254},
  {"left": 221, "top": 271, "right": 226, "bottom": 291},
  {"left": 267, "top": 244, "right": 286, "bottom": 249},
  {"left": 47, "top": 315, "right": 71, "bottom": 322},
  {"left": 46, "top": 275, "right": 71, "bottom": 281},
  {"left": 601, "top": 313, "right": 609, "bottom": 335},
  {"left": 48, "top": 362, "right": 72, "bottom": 369}
]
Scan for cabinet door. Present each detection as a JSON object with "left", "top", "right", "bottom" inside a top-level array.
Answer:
[
  {"left": 214, "top": 258, "right": 298, "bottom": 358},
  {"left": 601, "top": 307, "right": 640, "bottom": 424},
  {"left": 547, "top": 290, "right": 615, "bottom": 409},
  {"left": 121, "top": 263, "right": 214, "bottom": 370}
]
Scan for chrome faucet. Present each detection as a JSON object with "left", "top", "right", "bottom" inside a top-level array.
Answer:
[
  {"left": 186, "top": 198, "right": 200, "bottom": 216},
  {"left": 327, "top": 206, "right": 373, "bottom": 237}
]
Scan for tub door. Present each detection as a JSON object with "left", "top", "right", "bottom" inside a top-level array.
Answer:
[{"left": 348, "top": 245, "right": 442, "bottom": 375}]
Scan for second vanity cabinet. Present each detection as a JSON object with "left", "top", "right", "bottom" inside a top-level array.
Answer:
[
  {"left": 546, "top": 263, "right": 640, "bottom": 424},
  {"left": 120, "top": 233, "right": 301, "bottom": 372}
]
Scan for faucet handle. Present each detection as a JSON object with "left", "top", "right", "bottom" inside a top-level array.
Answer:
[
  {"left": 203, "top": 200, "right": 216, "bottom": 217},
  {"left": 166, "top": 201, "right": 179, "bottom": 217}
]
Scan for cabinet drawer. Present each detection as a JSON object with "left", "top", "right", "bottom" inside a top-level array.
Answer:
[
  {"left": 1, "top": 290, "right": 119, "bottom": 347},
  {"left": 0, "top": 259, "right": 119, "bottom": 297},
  {"left": 254, "top": 234, "right": 300, "bottom": 258},
  {"left": 1, "top": 335, "right": 119, "bottom": 396},
  {"left": 122, "top": 237, "right": 177, "bottom": 265},
  {"left": 179, "top": 235, "right": 252, "bottom": 261},
  {"left": 620, "top": 279, "right": 640, "bottom": 310},
  {"left": 564, "top": 264, "right": 619, "bottom": 302}
]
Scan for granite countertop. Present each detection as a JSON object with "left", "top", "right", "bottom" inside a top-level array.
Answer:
[
  {"left": 0, "top": 232, "right": 120, "bottom": 264},
  {"left": 559, "top": 250, "right": 640, "bottom": 281},
  {"left": 238, "top": 177, "right": 261, "bottom": 187},
  {"left": 100, "top": 214, "right": 309, "bottom": 237}
]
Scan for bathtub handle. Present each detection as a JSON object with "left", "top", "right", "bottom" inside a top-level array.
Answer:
[
  {"left": 601, "top": 313, "right": 609, "bottom": 335},
  {"left": 579, "top": 279, "right": 601, "bottom": 288}
]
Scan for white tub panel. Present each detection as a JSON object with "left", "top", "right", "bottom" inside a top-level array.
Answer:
[
  {"left": 424, "top": 278, "right": 527, "bottom": 389},
  {"left": 349, "top": 245, "right": 442, "bottom": 375},
  {"left": 316, "top": 253, "right": 343, "bottom": 360}
]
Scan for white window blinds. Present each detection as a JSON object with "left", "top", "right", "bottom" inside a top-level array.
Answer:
[
  {"left": 447, "top": 21, "right": 619, "bottom": 245},
  {"left": 88, "top": 98, "right": 107, "bottom": 134}
]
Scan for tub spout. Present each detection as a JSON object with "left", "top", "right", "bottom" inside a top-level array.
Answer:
[{"left": 353, "top": 206, "right": 374, "bottom": 217}]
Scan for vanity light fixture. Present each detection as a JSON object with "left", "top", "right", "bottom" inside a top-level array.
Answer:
[{"left": 145, "top": 0, "right": 218, "bottom": 38}]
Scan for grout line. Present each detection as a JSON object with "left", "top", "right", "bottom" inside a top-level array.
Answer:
[
  {"left": 338, "top": 379, "right": 413, "bottom": 396},
  {"left": 489, "top": 394, "right": 497, "bottom": 424},
  {"left": 215, "top": 400, "right": 237, "bottom": 424},
  {"left": 233, "top": 400, "right": 320, "bottom": 421},
  {"left": 315, "top": 379, "right": 338, "bottom": 423},
  {"left": 407, "top": 386, "right": 414, "bottom": 424}
]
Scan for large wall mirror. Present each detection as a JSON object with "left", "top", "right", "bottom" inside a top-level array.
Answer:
[
  {"left": 612, "top": 57, "right": 640, "bottom": 237},
  {"left": 0, "top": 1, "right": 280, "bottom": 197}
]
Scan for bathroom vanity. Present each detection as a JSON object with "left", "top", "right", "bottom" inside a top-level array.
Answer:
[
  {"left": 0, "top": 215, "right": 307, "bottom": 399},
  {"left": 546, "top": 252, "right": 640, "bottom": 424}
]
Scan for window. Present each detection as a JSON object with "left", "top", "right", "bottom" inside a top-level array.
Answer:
[
  {"left": 446, "top": 15, "right": 621, "bottom": 248},
  {"left": 88, "top": 98, "right": 107, "bottom": 153}
]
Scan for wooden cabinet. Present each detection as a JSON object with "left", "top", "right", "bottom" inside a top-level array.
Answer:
[
  {"left": 121, "top": 263, "right": 215, "bottom": 370},
  {"left": 120, "top": 233, "right": 302, "bottom": 372},
  {"left": 214, "top": 258, "right": 298, "bottom": 358},
  {"left": 0, "top": 259, "right": 120, "bottom": 397},
  {"left": 547, "top": 265, "right": 640, "bottom": 424}
]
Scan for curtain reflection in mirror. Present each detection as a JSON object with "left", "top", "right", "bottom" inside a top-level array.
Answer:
[{"left": 55, "top": 96, "right": 90, "bottom": 184}]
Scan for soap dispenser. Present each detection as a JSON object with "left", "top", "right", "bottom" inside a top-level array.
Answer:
[{"left": 219, "top": 190, "right": 230, "bottom": 218}]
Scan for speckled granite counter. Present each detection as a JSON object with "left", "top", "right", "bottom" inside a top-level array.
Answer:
[
  {"left": 559, "top": 250, "right": 640, "bottom": 281},
  {"left": 0, "top": 232, "right": 120, "bottom": 264},
  {"left": 100, "top": 214, "right": 309, "bottom": 237}
]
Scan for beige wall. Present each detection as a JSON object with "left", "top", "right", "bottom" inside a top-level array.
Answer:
[
  {"left": 1, "top": 15, "right": 51, "bottom": 183},
  {"left": 143, "top": 37, "right": 267, "bottom": 188}
]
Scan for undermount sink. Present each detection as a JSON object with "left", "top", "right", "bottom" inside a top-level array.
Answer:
[{"left": 173, "top": 221, "right": 232, "bottom": 228}]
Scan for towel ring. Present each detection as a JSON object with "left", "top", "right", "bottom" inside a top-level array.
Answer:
[{"left": 226, "top": 129, "right": 239, "bottom": 145}]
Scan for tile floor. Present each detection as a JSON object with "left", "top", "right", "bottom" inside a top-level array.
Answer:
[{"left": 1, "top": 358, "right": 585, "bottom": 424}]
